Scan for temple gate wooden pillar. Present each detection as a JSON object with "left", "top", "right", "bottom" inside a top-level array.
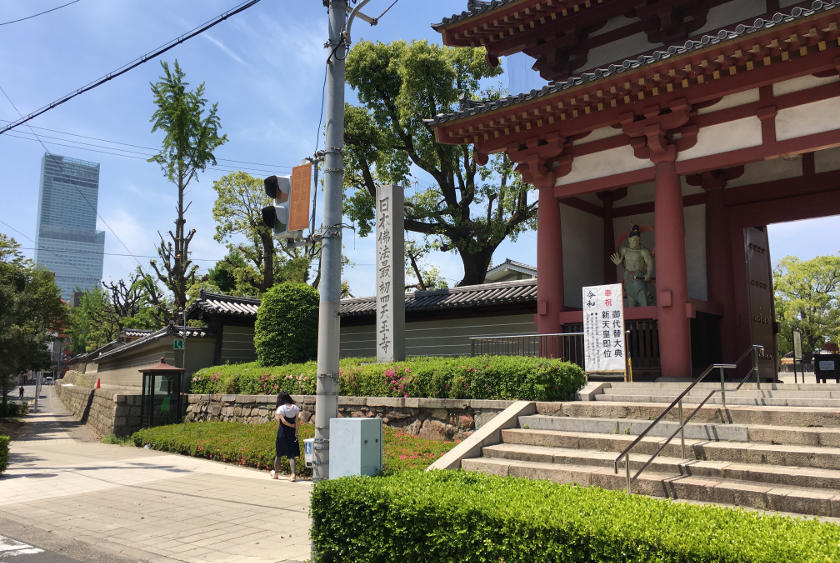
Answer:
[{"left": 537, "top": 186, "right": 564, "bottom": 334}]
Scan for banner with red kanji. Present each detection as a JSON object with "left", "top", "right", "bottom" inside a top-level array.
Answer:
[{"left": 582, "top": 283, "right": 626, "bottom": 377}]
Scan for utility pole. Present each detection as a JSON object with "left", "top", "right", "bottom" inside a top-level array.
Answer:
[{"left": 313, "top": 0, "right": 348, "bottom": 483}]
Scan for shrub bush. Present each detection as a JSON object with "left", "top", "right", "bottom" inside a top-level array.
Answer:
[
  {"left": 130, "top": 421, "right": 456, "bottom": 475},
  {"left": 254, "top": 283, "right": 319, "bottom": 366},
  {"left": 311, "top": 471, "right": 840, "bottom": 562},
  {"left": 0, "top": 435, "right": 8, "bottom": 474},
  {"left": 190, "top": 356, "right": 585, "bottom": 401},
  {"left": 0, "top": 402, "right": 27, "bottom": 417}
]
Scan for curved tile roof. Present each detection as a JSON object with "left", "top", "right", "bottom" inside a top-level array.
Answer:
[
  {"left": 426, "top": 1, "right": 840, "bottom": 127},
  {"left": 432, "top": 0, "right": 521, "bottom": 29}
]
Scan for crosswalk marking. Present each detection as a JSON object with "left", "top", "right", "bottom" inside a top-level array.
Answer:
[{"left": 0, "top": 535, "right": 43, "bottom": 558}]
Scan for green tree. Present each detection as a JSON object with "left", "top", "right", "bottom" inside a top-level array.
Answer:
[
  {"left": 405, "top": 239, "right": 448, "bottom": 291},
  {"left": 211, "top": 171, "right": 320, "bottom": 293},
  {"left": 0, "top": 235, "right": 65, "bottom": 408},
  {"left": 343, "top": 40, "right": 536, "bottom": 286},
  {"left": 254, "top": 283, "right": 319, "bottom": 366},
  {"left": 66, "top": 287, "right": 113, "bottom": 354},
  {"left": 774, "top": 254, "right": 840, "bottom": 357},
  {"left": 146, "top": 60, "right": 227, "bottom": 320}
]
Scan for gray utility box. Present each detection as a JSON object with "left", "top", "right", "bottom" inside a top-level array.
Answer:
[{"left": 328, "top": 417, "right": 382, "bottom": 479}]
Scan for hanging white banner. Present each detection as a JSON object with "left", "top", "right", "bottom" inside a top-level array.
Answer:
[{"left": 582, "top": 283, "right": 626, "bottom": 376}]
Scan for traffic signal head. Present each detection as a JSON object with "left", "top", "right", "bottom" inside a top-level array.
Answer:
[{"left": 262, "top": 175, "right": 292, "bottom": 238}]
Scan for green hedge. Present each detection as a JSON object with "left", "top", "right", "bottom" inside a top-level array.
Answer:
[
  {"left": 0, "top": 402, "right": 27, "bottom": 417},
  {"left": 130, "top": 421, "right": 457, "bottom": 475},
  {"left": 311, "top": 471, "right": 840, "bottom": 562},
  {"left": 0, "top": 435, "right": 8, "bottom": 474},
  {"left": 190, "top": 356, "right": 585, "bottom": 401}
]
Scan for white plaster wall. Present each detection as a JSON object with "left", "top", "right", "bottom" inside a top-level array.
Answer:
[
  {"left": 696, "top": 0, "right": 766, "bottom": 36},
  {"left": 590, "top": 15, "right": 637, "bottom": 37},
  {"left": 618, "top": 181, "right": 655, "bottom": 206},
  {"left": 586, "top": 32, "right": 658, "bottom": 71},
  {"left": 776, "top": 98, "right": 840, "bottom": 141},
  {"left": 558, "top": 145, "right": 652, "bottom": 185},
  {"left": 726, "top": 155, "right": 802, "bottom": 187},
  {"left": 696, "top": 89, "right": 760, "bottom": 114},
  {"left": 779, "top": 0, "right": 804, "bottom": 7},
  {"left": 815, "top": 146, "right": 840, "bottom": 174},
  {"left": 560, "top": 203, "right": 603, "bottom": 308},
  {"left": 773, "top": 74, "right": 840, "bottom": 97},
  {"left": 576, "top": 125, "right": 622, "bottom": 144},
  {"left": 678, "top": 117, "right": 763, "bottom": 161}
]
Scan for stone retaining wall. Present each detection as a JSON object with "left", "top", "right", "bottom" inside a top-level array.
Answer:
[
  {"left": 185, "top": 394, "right": 515, "bottom": 440},
  {"left": 55, "top": 383, "right": 142, "bottom": 438}
]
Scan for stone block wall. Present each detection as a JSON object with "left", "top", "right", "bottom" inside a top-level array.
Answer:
[
  {"left": 55, "top": 383, "right": 142, "bottom": 438},
  {"left": 185, "top": 394, "right": 515, "bottom": 441}
]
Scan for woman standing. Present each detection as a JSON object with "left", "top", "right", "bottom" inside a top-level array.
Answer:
[{"left": 271, "top": 392, "right": 300, "bottom": 481}]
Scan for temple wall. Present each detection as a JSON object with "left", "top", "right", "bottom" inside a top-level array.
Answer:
[
  {"left": 586, "top": 32, "right": 656, "bottom": 71},
  {"left": 559, "top": 145, "right": 651, "bottom": 185},
  {"left": 678, "top": 117, "right": 763, "bottom": 161},
  {"left": 776, "top": 98, "right": 840, "bottom": 141},
  {"left": 726, "top": 156, "right": 802, "bottom": 187},
  {"left": 815, "top": 146, "right": 840, "bottom": 173},
  {"left": 697, "top": 89, "right": 760, "bottom": 114},
  {"left": 560, "top": 203, "right": 603, "bottom": 308},
  {"left": 697, "top": 0, "right": 768, "bottom": 36},
  {"left": 772, "top": 73, "right": 839, "bottom": 96}
]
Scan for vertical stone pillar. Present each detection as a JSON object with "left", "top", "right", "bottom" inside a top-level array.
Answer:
[
  {"left": 654, "top": 159, "right": 692, "bottom": 378},
  {"left": 537, "top": 186, "right": 564, "bottom": 334},
  {"left": 376, "top": 185, "right": 405, "bottom": 363}
]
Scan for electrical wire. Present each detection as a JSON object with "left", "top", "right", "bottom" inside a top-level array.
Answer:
[
  {"left": 0, "top": 0, "right": 264, "bottom": 135},
  {"left": 0, "top": 120, "right": 296, "bottom": 170},
  {"left": 0, "top": 0, "right": 81, "bottom": 26},
  {"left": 3, "top": 130, "right": 284, "bottom": 177},
  {"left": 12, "top": 245, "right": 221, "bottom": 263},
  {"left": 0, "top": 83, "right": 142, "bottom": 268},
  {"left": 0, "top": 219, "right": 34, "bottom": 242}
]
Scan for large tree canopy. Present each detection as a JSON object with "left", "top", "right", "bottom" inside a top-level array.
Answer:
[
  {"left": 343, "top": 40, "right": 537, "bottom": 286},
  {"left": 0, "top": 235, "right": 65, "bottom": 407},
  {"left": 774, "top": 254, "right": 840, "bottom": 357},
  {"left": 144, "top": 59, "right": 227, "bottom": 320}
]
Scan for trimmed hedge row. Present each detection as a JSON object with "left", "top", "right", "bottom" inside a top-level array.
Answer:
[
  {"left": 0, "top": 402, "right": 27, "bottom": 417},
  {"left": 311, "top": 471, "right": 840, "bottom": 562},
  {"left": 190, "top": 355, "right": 585, "bottom": 401},
  {"left": 0, "top": 435, "right": 8, "bottom": 474},
  {"left": 130, "top": 421, "right": 457, "bottom": 476}
]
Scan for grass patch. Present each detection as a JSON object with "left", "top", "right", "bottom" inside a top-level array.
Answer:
[
  {"left": 131, "top": 421, "right": 458, "bottom": 476},
  {"left": 101, "top": 433, "right": 133, "bottom": 446}
]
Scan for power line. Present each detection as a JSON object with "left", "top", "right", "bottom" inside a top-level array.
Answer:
[
  {"left": 0, "top": 0, "right": 81, "bottom": 26},
  {"left": 0, "top": 119, "right": 296, "bottom": 170},
  {"left": 0, "top": 83, "right": 143, "bottom": 268},
  {"left": 13, "top": 245, "right": 221, "bottom": 263},
  {"left": 0, "top": 219, "right": 34, "bottom": 242},
  {"left": 0, "top": 0, "right": 264, "bottom": 135}
]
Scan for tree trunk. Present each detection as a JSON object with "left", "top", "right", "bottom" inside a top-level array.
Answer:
[
  {"left": 457, "top": 248, "right": 495, "bottom": 287},
  {"left": 260, "top": 232, "right": 275, "bottom": 292}
]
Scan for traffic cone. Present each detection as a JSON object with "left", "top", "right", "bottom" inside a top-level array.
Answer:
[{"left": 96, "top": 378, "right": 101, "bottom": 389}]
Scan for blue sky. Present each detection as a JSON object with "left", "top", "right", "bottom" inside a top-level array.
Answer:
[{"left": 0, "top": 0, "right": 837, "bottom": 300}]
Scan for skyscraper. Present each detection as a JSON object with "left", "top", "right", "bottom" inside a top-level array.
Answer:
[{"left": 35, "top": 153, "right": 105, "bottom": 301}]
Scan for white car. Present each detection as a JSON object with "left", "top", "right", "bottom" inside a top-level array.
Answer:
[{"left": 43, "top": 376, "right": 54, "bottom": 385}]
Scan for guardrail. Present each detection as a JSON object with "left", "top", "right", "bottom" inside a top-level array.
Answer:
[
  {"left": 612, "top": 344, "right": 764, "bottom": 492},
  {"left": 469, "top": 332, "right": 585, "bottom": 366}
]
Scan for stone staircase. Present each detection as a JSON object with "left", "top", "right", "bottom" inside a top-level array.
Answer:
[{"left": 457, "top": 382, "right": 840, "bottom": 518}]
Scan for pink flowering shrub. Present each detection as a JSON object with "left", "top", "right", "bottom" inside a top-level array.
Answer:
[{"left": 191, "top": 356, "right": 584, "bottom": 401}]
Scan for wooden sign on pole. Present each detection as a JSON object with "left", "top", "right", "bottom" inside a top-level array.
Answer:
[
  {"left": 289, "top": 163, "right": 311, "bottom": 232},
  {"left": 582, "top": 283, "right": 627, "bottom": 380}
]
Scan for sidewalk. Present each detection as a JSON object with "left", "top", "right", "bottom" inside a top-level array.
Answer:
[{"left": 0, "top": 386, "right": 312, "bottom": 563}]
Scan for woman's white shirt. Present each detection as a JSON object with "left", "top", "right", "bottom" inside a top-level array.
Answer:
[{"left": 277, "top": 404, "right": 300, "bottom": 419}]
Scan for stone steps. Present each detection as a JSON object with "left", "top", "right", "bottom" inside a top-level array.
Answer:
[{"left": 451, "top": 385, "right": 840, "bottom": 518}]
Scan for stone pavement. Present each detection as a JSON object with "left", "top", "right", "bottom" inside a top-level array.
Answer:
[{"left": 0, "top": 386, "right": 313, "bottom": 563}]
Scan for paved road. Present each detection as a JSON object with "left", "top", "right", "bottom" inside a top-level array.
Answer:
[{"left": 0, "top": 386, "right": 312, "bottom": 563}]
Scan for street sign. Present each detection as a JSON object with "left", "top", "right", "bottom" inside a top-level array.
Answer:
[
  {"left": 793, "top": 330, "right": 802, "bottom": 361},
  {"left": 582, "top": 283, "right": 626, "bottom": 379},
  {"left": 173, "top": 339, "right": 184, "bottom": 351}
]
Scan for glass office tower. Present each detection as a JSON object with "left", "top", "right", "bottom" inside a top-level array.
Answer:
[{"left": 35, "top": 153, "right": 105, "bottom": 301}]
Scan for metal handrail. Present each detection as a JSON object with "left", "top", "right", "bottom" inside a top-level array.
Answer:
[{"left": 612, "top": 344, "right": 764, "bottom": 492}]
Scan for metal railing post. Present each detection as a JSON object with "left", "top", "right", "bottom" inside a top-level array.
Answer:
[
  {"left": 679, "top": 399, "right": 685, "bottom": 459},
  {"left": 753, "top": 345, "right": 761, "bottom": 390},
  {"left": 719, "top": 366, "right": 726, "bottom": 409},
  {"left": 626, "top": 457, "right": 631, "bottom": 492}
]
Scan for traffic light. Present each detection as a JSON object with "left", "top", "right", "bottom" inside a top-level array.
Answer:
[
  {"left": 262, "top": 175, "right": 293, "bottom": 239},
  {"left": 261, "top": 165, "right": 312, "bottom": 240}
]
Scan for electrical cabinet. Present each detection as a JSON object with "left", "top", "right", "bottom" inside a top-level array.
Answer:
[{"left": 328, "top": 417, "right": 382, "bottom": 479}]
